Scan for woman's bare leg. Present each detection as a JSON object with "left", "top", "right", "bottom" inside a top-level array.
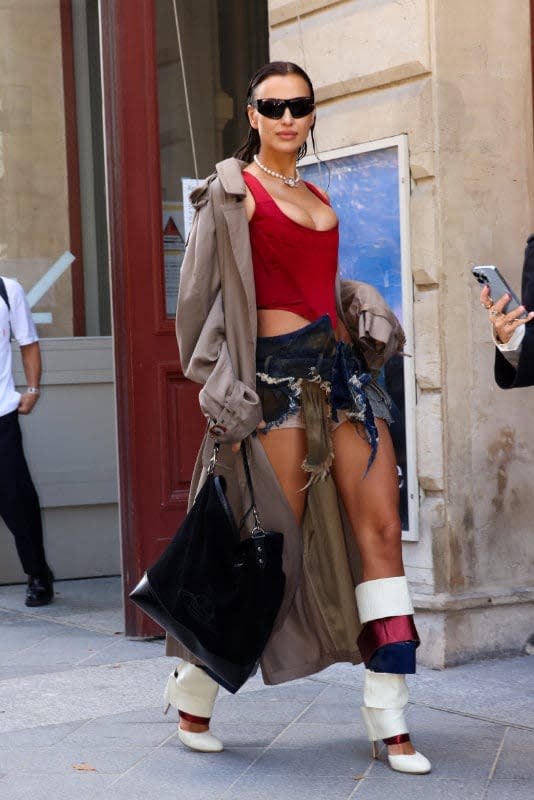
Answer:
[
  {"left": 331, "top": 418, "right": 414, "bottom": 756},
  {"left": 331, "top": 418, "right": 403, "bottom": 581},
  {"left": 257, "top": 426, "right": 308, "bottom": 524}
]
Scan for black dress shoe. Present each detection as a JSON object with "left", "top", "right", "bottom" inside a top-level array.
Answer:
[{"left": 25, "top": 570, "right": 54, "bottom": 607}]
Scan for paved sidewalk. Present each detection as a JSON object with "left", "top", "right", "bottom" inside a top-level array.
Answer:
[{"left": 0, "top": 577, "right": 532, "bottom": 800}]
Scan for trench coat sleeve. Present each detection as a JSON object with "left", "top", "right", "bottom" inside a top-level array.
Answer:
[
  {"left": 176, "top": 187, "right": 263, "bottom": 443},
  {"left": 336, "top": 278, "right": 406, "bottom": 371},
  {"left": 494, "top": 235, "right": 534, "bottom": 389}
]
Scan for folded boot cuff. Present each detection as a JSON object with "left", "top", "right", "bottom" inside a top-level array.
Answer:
[{"left": 355, "top": 576, "right": 413, "bottom": 624}]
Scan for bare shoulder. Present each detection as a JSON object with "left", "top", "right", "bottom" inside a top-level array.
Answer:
[
  {"left": 242, "top": 168, "right": 256, "bottom": 221},
  {"left": 306, "top": 181, "right": 331, "bottom": 205},
  {"left": 307, "top": 182, "right": 329, "bottom": 202}
]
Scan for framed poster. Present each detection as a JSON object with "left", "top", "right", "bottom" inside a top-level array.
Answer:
[{"left": 300, "top": 135, "right": 418, "bottom": 539}]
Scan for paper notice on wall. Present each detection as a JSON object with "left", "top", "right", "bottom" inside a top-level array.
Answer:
[
  {"left": 182, "top": 178, "right": 203, "bottom": 240},
  {"left": 162, "top": 202, "right": 185, "bottom": 317}
]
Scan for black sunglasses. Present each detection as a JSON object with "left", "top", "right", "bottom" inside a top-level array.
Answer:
[{"left": 253, "top": 97, "right": 315, "bottom": 120}]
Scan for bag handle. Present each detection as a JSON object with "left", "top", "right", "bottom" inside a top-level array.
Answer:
[
  {"left": 208, "top": 441, "right": 270, "bottom": 568},
  {"left": 207, "top": 442, "right": 219, "bottom": 475},
  {"left": 207, "top": 441, "right": 265, "bottom": 532},
  {"left": 240, "top": 443, "right": 265, "bottom": 535},
  {"left": 240, "top": 443, "right": 270, "bottom": 570}
]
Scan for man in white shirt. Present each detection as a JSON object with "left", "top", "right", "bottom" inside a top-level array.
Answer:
[{"left": 0, "top": 276, "right": 53, "bottom": 606}]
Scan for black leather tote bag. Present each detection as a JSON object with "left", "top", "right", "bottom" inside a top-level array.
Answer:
[{"left": 129, "top": 443, "right": 285, "bottom": 693}]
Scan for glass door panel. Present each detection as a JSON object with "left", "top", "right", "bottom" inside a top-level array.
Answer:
[{"left": 155, "top": 0, "right": 268, "bottom": 316}]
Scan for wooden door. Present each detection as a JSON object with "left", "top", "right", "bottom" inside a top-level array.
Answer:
[{"left": 100, "top": 0, "right": 205, "bottom": 637}]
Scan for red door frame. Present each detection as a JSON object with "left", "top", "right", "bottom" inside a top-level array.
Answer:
[{"left": 101, "top": 0, "right": 204, "bottom": 636}]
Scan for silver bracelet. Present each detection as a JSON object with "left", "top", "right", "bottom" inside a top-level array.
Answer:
[{"left": 27, "top": 387, "right": 40, "bottom": 395}]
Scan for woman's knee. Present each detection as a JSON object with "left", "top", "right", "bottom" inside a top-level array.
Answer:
[{"left": 362, "top": 516, "right": 402, "bottom": 552}]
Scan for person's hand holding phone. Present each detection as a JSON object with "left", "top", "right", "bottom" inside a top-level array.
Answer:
[{"left": 480, "top": 285, "right": 534, "bottom": 344}]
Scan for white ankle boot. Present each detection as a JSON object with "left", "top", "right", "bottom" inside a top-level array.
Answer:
[
  {"left": 361, "top": 669, "right": 431, "bottom": 774},
  {"left": 163, "top": 662, "right": 223, "bottom": 753},
  {"left": 356, "top": 579, "right": 431, "bottom": 775}
]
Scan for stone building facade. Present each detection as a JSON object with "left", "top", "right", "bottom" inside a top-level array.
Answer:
[{"left": 269, "top": 0, "right": 534, "bottom": 666}]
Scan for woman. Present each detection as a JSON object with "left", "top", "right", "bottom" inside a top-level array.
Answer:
[{"left": 164, "top": 61, "right": 431, "bottom": 775}]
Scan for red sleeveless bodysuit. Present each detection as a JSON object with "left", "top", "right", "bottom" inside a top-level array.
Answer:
[{"left": 243, "top": 171, "right": 339, "bottom": 327}]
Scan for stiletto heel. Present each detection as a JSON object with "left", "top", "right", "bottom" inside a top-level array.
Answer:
[{"left": 371, "top": 740, "right": 379, "bottom": 759}]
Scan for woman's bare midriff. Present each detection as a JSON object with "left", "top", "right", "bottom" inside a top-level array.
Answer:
[
  {"left": 257, "top": 308, "right": 350, "bottom": 342},
  {"left": 257, "top": 309, "right": 311, "bottom": 337}
]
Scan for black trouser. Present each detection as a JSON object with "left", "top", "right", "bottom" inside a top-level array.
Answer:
[{"left": 0, "top": 410, "right": 49, "bottom": 577}]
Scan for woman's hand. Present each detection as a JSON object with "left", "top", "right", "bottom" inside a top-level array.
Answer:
[
  {"left": 230, "top": 420, "right": 267, "bottom": 453},
  {"left": 480, "top": 285, "right": 534, "bottom": 344}
]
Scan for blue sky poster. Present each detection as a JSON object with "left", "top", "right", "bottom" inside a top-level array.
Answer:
[{"left": 300, "top": 146, "right": 402, "bottom": 320}]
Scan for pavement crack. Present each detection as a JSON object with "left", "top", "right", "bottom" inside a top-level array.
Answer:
[{"left": 481, "top": 726, "right": 509, "bottom": 799}]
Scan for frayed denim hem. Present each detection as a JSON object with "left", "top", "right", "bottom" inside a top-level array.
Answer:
[
  {"left": 258, "top": 408, "right": 301, "bottom": 434},
  {"left": 255, "top": 316, "right": 392, "bottom": 476}
]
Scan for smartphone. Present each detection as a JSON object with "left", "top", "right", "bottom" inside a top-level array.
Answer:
[{"left": 471, "top": 265, "right": 527, "bottom": 318}]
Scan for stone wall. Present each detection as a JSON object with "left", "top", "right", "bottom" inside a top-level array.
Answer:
[{"left": 269, "top": 0, "right": 534, "bottom": 665}]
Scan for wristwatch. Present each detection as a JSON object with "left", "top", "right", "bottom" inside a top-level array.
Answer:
[{"left": 27, "top": 387, "right": 40, "bottom": 395}]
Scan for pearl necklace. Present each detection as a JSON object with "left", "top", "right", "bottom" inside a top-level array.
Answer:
[{"left": 253, "top": 154, "right": 301, "bottom": 188}]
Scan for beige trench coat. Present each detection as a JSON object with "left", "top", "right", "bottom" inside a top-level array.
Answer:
[{"left": 167, "top": 157, "right": 400, "bottom": 685}]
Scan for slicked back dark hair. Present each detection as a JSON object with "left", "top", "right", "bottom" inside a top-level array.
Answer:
[{"left": 234, "top": 61, "right": 317, "bottom": 163}]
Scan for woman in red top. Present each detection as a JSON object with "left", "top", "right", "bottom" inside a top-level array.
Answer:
[{"left": 167, "top": 61, "right": 431, "bottom": 775}]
